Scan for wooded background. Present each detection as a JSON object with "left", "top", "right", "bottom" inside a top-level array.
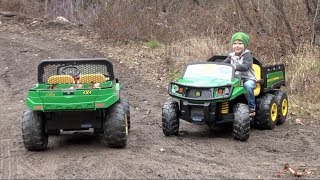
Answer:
[{"left": 1, "top": 0, "right": 320, "bottom": 57}]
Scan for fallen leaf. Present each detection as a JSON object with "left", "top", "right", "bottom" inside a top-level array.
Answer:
[
  {"left": 284, "top": 163, "right": 289, "bottom": 170},
  {"left": 295, "top": 119, "right": 304, "bottom": 125},
  {"left": 275, "top": 171, "right": 282, "bottom": 177}
]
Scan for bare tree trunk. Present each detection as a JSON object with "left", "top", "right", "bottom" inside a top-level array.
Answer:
[
  {"left": 306, "top": 0, "right": 320, "bottom": 45},
  {"left": 250, "top": 0, "right": 266, "bottom": 35},
  {"left": 272, "top": 0, "right": 297, "bottom": 48},
  {"left": 306, "top": 0, "right": 318, "bottom": 19},
  {"left": 235, "top": 0, "right": 254, "bottom": 28},
  {"left": 312, "top": 1, "right": 320, "bottom": 45}
]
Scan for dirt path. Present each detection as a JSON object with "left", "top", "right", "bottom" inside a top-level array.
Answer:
[{"left": 0, "top": 14, "right": 319, "bottom": 179}]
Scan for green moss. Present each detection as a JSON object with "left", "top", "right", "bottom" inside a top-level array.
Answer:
[{"left": 146, "top": 40, "right": 161, "bottom": 49}]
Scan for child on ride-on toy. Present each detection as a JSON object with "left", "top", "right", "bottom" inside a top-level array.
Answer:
[{"left": 223, "top": 32, "right": 257, "bottom": 116}]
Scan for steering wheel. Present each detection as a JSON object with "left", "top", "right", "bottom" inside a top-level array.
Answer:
[{"left": 60, "top": 66, "right": 80, "bottom": 77}]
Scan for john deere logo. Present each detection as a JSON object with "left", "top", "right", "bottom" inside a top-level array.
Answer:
[
  {"left": 236, "top": 35, "right": 243, "bottom": 40},
  {"left": 267, "top": 76, "right": 283, "bottom": 83},
  {"left": 83, "top": 90, "right": 92, "bottom": 95},
  {"left": 195, "top": 91, "right": 201, "bottom": 97}
]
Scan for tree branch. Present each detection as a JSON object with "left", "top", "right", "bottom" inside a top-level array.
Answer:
[{"left": 311, "top": 0, "right": 319, "bottom": 44}]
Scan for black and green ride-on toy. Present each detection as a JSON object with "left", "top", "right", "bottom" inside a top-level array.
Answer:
[
  {"left": 22, "top": 58, "right": 130, "bottom": 151},
  {"left": 162, "top": 55, "right": 288, "bottom": 141}
]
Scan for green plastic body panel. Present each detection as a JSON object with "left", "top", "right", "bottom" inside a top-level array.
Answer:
[
  {"left": 169, "top": 77, "right": 246, "bottom": 103},
  {"left": 26, "top": 81, "right": 119, "bottom": 112},
  {"left": 266, "top": 71, "right": 284, "bottom": 89},
  {"left": 230, "top": 83, "right": 247, "bottom": 100}
]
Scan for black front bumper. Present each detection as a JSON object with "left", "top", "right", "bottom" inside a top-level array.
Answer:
[{"left": 180, "top": 101, "right": 216, "bottom": 125}]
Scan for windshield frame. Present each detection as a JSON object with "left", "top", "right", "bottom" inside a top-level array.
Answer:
[{"left": 182, "top": 62, "right": 235, "bottom": 81}]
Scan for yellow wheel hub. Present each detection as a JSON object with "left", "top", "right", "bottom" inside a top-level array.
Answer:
[
  {"left": 281, "top": 99, "right": 288, "bottom": 117},
  {"left": 271, "top": 103, "right": 278, "bottom": 122}
]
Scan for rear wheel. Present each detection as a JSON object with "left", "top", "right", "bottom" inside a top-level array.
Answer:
[
  {"left": 255, "top": 94, "right": 278, "bottom": 130},
  {"left": 232, "top": 103, "right": 250, "bottom": 141},
  {"left": 273, "top": 90, "right": 288, "bottom": 125},
  {"left": 162, "top": 101, "right": 179, "bottom": 136},
  {"left": 103, "top": 102, "right": 127, "bottom": 148},
  {"left": 21, "top": 109, "right": 48, "bottom": 151}
]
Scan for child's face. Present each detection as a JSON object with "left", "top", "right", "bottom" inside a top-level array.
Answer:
[{"left": 232, "top": 40, "right": 245, "bottom": 55}]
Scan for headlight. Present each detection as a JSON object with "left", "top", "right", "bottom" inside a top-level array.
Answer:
[
  {"left": 178, "top": 87, "right": 184, "bottom": 94},
  {"left": 173, "top": 84, "right": 179, "bottom": 92},
  {"left": 224, "top": 88, "right": 230, "bottom": 95},
  {"left": 172, "top": 84, "right": 184, "bottom": 94},
  {"left": 216, "top": 87, "right": 230, "bottom": 97}
]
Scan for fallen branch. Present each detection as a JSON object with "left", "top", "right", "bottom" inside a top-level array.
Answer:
[
  {"left": 0, "top": 11, "right": 16, "bottom": 17},
  {"left": 284, "top": 163, "right": 303, "bottom": 177}
]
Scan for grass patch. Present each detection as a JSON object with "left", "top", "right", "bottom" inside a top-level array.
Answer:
[{"left": 145, "top": 40, "right": 161, "bottom": 49}]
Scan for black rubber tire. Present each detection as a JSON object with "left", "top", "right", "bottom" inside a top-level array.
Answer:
[
  {"left": 255, "top": 93, "right": 278, "bottom": 130},
  {"left": 104, "top": 102, "right": 127, "bottom": 148},
  {"left": 232, "top": 103, "right": 250, "bottom": 141},
  {"left": 21, "top": 109, "right": 48, "bottom": 151},
  {"left": 273, "top": 90, "right": 288, "bottom": 125},
  {"left": 162, "top": 101, "right": 179, "bottom": 136},
  {"left": 120, "top": 98, "right": 131, "bottom": 130}
]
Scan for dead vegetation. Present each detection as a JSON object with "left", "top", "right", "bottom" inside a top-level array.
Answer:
[{"left": 0, "top": 0, "right": 320, "bottom": 120}]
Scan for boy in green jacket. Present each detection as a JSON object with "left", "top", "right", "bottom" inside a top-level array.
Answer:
[{"left": 223, "top": 32, "right": 257, "bottom": 116}]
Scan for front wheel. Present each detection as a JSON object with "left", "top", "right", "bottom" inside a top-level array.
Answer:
[
  {"left": 162, "top": 101, "right": 179, "bottom": 136},
  {"left": 232, "top": 103, "right": 250, "bottom": 141},
  {"left": 103, "top": 102, "right": 127, "bottom": 148}
]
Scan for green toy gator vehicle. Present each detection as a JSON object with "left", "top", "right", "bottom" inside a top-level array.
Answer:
[
  {"left": 162, "top": 56, "right": 288, "bottom": 141},
  {"left": 22, "top": 58, "right": 130, "bottom": 151}
]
